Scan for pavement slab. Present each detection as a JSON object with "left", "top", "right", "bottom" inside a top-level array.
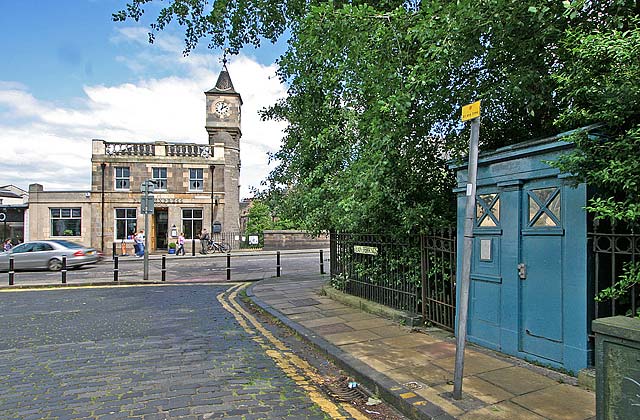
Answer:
[
  {"left": 247, "top": 274, "right": 596, "bottom": 420},
  {"left": 477, "top": 366, "right": 561, "bottom": 396},
  {"left": 511, "top": 383, "right": 596, "bottom": 420},
  {"left": 459, "top": 401, "right": 546, "bottom": 419},
  {"left": 432, "top": 352, "right": 513, "bottom": 375}
]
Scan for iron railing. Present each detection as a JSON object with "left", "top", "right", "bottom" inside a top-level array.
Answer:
[
  {"left": 330, "top": 230, "right": 457, "bottom": 330},
  {"left": 590, "top": 221, "right": 639, "bottom": 320}
]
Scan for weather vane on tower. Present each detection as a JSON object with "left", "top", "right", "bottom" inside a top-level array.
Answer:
[{"left": 220, "top": 48, "right": 230, "bottom": 68}]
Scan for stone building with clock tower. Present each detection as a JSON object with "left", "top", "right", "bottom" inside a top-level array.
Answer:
[
  {"left": 205, "top": 62, "right": 242, "bottom": 234},
  {"left": 26, "top": 64, "right": 243, "bottom": 253}
]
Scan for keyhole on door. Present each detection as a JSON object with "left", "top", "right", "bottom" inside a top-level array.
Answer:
[{"left": 518, "top": 263, "right": 527, "bottom": 280}]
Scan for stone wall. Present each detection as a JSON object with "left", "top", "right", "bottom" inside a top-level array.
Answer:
[{"left": 262, "top": 230, "right": 329, "bottom": 251}]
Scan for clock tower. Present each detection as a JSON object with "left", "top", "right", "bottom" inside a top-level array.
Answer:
[{"left": 205, "top": 61, "right": 242, "bottom": 232}]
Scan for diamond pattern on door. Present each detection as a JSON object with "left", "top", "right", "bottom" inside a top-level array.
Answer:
[{"left": 528, "top": 188, "right": 561, "bottom": 227}]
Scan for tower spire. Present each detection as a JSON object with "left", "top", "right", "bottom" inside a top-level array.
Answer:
[{"left": 208, "top": 49, "right": 236, "bottom": 93}]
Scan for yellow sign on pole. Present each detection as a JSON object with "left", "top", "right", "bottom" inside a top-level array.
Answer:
[{"left": 461, "top": 100, "right": 481, "bottom": 121}]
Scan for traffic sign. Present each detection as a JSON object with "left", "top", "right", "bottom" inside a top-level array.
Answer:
[
  {"left": 141, "top": 195, "right": 155, "bottom": 214},
  {"left": 461, "top": 100, "right": 481, "bottom": 121},
  {"left": 140, "top": 180, "right": 156, "bottom": 193}
]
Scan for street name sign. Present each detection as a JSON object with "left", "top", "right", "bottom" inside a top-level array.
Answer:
[
  {"left": 354, "top": 245, "right": 378, "bottom": 256},
  {"left": 461, "top": 100, "right": 481, "bottom": 121}
]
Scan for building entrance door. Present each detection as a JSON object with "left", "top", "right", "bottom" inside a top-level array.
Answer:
[
  {"left": 155, "top": 209, "right": 168, "bottom": 250},
  {"left": 519, "top": 181, "right": 564, "bottom": 364}
]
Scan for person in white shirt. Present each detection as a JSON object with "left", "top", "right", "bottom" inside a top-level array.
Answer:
[{"left": 135, "top": 230, "right": 145, "bottom": 257}]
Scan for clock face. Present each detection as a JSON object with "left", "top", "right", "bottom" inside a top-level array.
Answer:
[{"left": 214, "top": 101, "right": 230, "bottom": 116}]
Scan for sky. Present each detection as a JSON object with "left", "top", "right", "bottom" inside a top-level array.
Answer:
[{"left": 0, "top": 0, "right": 288, "bottom": 199}]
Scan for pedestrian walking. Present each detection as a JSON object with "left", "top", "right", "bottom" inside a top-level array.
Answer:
[
  {"left": 135, "top": 230, "right": 145, "bottom": 257},
  {"left": 3, "top": 238, "right": 12, "bottom": 252},
  {"left": 177, "top": 232, "right": 185, "bottom": 256},
  {"left": 200, "top": 228, "right": 209, "bottom": 254}
]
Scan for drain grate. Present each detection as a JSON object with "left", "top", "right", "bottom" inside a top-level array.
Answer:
[
  {"left": 322, "top": 376, "right": 369, "bottom": 402},
  {"left": 403, "top": 381, "right": 424, "bottom": 390}
]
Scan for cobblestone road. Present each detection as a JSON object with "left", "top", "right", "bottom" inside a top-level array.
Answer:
[{"left": 0, "top": 284, "right": 340, "bottom": 419}]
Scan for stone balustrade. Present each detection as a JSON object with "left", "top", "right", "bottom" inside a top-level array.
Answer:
[{"left": 102, "top": 142, "right": 215, "bottom": 158}]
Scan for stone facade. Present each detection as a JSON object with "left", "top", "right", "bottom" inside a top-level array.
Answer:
[{"left": 27, "top": 66, "right": 242, "bottom": 252}]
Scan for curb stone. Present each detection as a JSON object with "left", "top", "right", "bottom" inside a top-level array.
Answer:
[{"left": 246, "top": 281, "right": 455, "bottom": 420}]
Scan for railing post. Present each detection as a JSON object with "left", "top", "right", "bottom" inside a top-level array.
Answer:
[
  {"left": 226, "top": 252, "right": 231, "bottom": 280},
  {"left": 420, "top": 233, "right": 427, "bottom": 323},
  {"left": 276, "top": 251, "right": 281, "bottom": 277},
  {"left": 113, "top": 255, "right": 119, "bottom": 282},
  {"left": 9, "top": 257, "right": 14, "bottom": 286},
  {"left": 320, "top": 250, "right": 325, "bottom": 274},
  {"left": 61, "top": 256, "right": 67, "bottom": 284},
  {"left": 192, "top": 238, "right": 196, "bottom": 256},
  {"left": 161, "top": 255, "right": 166, "bottom": 282}
]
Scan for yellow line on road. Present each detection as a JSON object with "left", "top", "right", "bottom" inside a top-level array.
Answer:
[{"left": 217, "top": 283, "right": 368, "bottom": 420}]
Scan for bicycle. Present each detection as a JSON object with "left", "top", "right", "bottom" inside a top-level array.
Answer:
[{"left": 207, "top": 241, "right": 231, "bottom": 253}]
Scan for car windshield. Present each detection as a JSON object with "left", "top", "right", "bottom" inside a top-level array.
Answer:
[{"left": 50, "top": 240, "right": 83, "bottom": 249}]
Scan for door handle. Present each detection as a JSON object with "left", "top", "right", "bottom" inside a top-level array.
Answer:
[{"left": 518, "top": 263, "right": 527, "bottom": 280}]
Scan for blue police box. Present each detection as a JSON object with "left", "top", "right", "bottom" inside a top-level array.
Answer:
[{"left": 451, "top": 128, "right": 594, "bottom": 373}]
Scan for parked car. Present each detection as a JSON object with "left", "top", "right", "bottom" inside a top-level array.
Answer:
[{"left": 0, "top": 240, "right": 100, "bottom": 272}]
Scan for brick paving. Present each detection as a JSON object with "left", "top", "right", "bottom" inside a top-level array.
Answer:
[{"left": 0, "top": 285, "right": 334, "bottom": 419}]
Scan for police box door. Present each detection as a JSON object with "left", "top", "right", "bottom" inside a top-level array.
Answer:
[{"left": 519, "top": 180, "right": 564, "bottom": 364}]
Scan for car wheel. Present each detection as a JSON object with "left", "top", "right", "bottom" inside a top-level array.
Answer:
[{"left": 48, "top": 259, "right": 63, "bottom": 271}]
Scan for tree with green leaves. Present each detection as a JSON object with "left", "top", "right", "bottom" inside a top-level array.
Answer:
[
  {"left": 553, "top": 16, "right": 640, "bottom": 226},
  {"left": 552, "top": 13, "right": 640, "bottom": 303},
  {"left": 114, "top": 0, "right": 639, "bottom": 236}
]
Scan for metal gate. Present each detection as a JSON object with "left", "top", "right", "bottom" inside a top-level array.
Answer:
[
  {"left": 421, "top": 228, "right": 457, "bottom": 331},
  {"left": 330, "top": 230, "right": 457, "bottom": 331}
]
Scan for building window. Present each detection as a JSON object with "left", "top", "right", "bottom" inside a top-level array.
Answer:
[
  {"left": 152, "top": 167, "right": 168, "bottom": 190},
  {"left": 528, "top": 187, "right": 561, "bottom": 227},
  {"left": 189, "top": 168, "right": 204, "bottom": 191},
  {"left": 115, "top": 167, "right": 130, "bottom": 190},
  {"left": 50, "top": 208, "right": 81, "bottom": 236},
  {"left": 476, "top": 193, "right": 500, "bottom": 227},
  {"left": 115, "top": 208, "right": 137, "bottom": 240},
  {"left": 182, "top": 208, "right": 203, "bottom": 239}
]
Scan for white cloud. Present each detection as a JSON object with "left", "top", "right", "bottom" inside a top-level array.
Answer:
[{"left": 0, "top": 46, "right": 287, "bottom": 199}]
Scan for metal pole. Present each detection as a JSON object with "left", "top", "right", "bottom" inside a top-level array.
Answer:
[
  {"left": 61, "top": 256, "right": 67, "bottom": 284},
  {"left": 101, "top": 162, "right": 106, "bottom": 252},
  {"left": 161, "top": 255, "right": 166, "bottom": 282},
  {"left": 276, "top": 251, "right": 281, "bottom": 277},
  {"left": 320, "top": 250, "right": 325, "bottom": 274},
  {"left": 453, "top": 117, "right": 480, "bottom": 400},
  {"left": 112, "top": 242, "right": 116, "bottom": 260},
  {"left": 143, "top": 184, "right": 150, "bottom": 281},
  {"left": 192, "top": 238, "right": 196, "bottom": 256},
  {"left": 226, "top": 252, "right": 231, "bottom": 280},
  {"left": 114, "top": 255, "right": 119, "bottom": 282},
  {"left": 9, "top": 256, "right": 14, "bottom": 285}
]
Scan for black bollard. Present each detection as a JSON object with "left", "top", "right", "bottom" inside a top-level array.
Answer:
[
  {"left": 61, "top": 256, "right": 67, "bottom": 284},
  {"left": 276, "top": 251, "right": 281, "bottom": 277},
  {"left": 112, "top": 242, "right": 117, "bottom": 259},
  {"left": 113, "top": 255, "right": 119, "bottom": 282},
  {"left": 192, "top": 238, "right": 196, "bottom": 256},
  {"left": 9, "top": 257, "right": 14, "bottom": 286},
  {"left": 320, "top": 250, "right": 325, "bottom": 274},
  {"left": 226, "top": 252, "right": 231, "bottom": 280},
  {"left": 161, "top": 255, "right": 166, "bottom": 282}
]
